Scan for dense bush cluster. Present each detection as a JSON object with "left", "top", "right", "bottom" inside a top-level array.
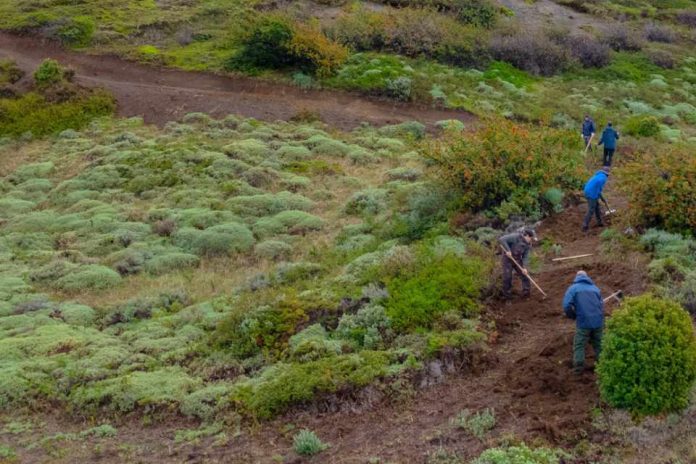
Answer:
[
  {"left": 597, "top": 295, "right": 696, "bottom": 416},
  {"left": 228, "top": 16, "right": 348, "bottom": 77},
  {"left": 425, "top": 118, "right": 585, "bottom": 221},
  {"left": 616, "top": 147, "right": 695, "bottom": 235}
]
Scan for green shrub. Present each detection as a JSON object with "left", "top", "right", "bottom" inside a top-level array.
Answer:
[
  {"left": 624, "top": 115, "right": 661, "bottom": 137},
  {"left": 33, "top": 59, "right": 65, "bottom": 87},
  {"left": 70, "top": 367, "right": 202, "bottom": 413},
  {"left": 254, "top": 240, "right": 293, "bottom": 261},
  {"left": 144, "top": 253, "right": 200, "bottom": 275},
  {"left": 597, "top": 295, "right": 696, "bottom": 416},
  {"left": 386, "top": 253, "right": 487, "bottom": 331},
  {"left": 0, "top": 91, "right": 115, "bottom": 137},
  {"left": 451, "top": 408, "right": 495, "bottom": 438},
  {"left": 425, "top": 118, "right": 585, "bottom": 221},
  {"left": 213, "top": 292, "right": 309, "bottom": 358},
  {"left": 336, "top": 304, "right": 393, "bottom": 349},
  {"left": 179, "top": 384, "right": 233, "bottom": 421},
  {"left": 174, "top": 223, "right": 255, "bottom": 257},
  {"left": 344, "top": 188, "right": 388, "bottom": 216},
  {"left": 227, "top": 192, "right": 314, "bottom": 217},
  {"left": 59, "top": 303, "right": 96, "bottom": 326},
  {"left": 293, "top": 429, "right": 328, "bottom": 456},
  {"left": 229, "top": 16, "right": 347, "bottom": 76},
  {"left": 288, "top": 324, "right": 343, "bottom": 361},
  {"left": 231, "top": 351, "right": 409, "bottom": 418},
  {"left": 54, "top": 265, "right": 122, "bottom": 292},
  {"left": 253, "top": 211, "right": 324, "bottom": 238},
  {"left": 58, "top": 16, "right": 95, "bottom": 47},
  {"left": 473, "top": 443, "right": 567, "bottom": 463}
]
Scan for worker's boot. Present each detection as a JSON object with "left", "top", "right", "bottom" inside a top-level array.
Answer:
[{"left": 573, "top": 364, "right": 584, "bottom": 375}]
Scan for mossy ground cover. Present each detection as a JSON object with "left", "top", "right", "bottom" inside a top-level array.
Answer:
[{"left": 0, "top": 112, "right": 499, "bottom": 438}]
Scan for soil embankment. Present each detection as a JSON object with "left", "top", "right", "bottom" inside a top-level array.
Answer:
[{"left": 0, "top": 32, "right": 474, "bottom": 131}]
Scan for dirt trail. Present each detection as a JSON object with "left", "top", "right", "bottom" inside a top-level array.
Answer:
[
  {"left": 0, "top": 32, "right": 474, "bottom": 131},
  {"left": 209, "top": 202, "right": 647, "bottom": 463}
]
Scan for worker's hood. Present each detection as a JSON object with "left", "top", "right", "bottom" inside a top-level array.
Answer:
[{"left": 573, "top": 274, "right": 596, "bottom": 286}]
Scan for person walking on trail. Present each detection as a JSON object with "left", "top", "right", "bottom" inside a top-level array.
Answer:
[
  {"left": 597, "top": 121, "right": 620, "bottom": 166},
  {"left": 562, "top": 271, "right": 604, "bottom": 375},
  {"left": 582, "top": 167, "right": 610, "bottom": 233},
  {"left": 499, "top": 228, "right": 536, "bottom": 300},
  {"left": 581, "top": 115, "right": 596, "bottom": 152}
]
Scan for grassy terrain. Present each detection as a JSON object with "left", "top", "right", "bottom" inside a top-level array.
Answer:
[{"left": 0, "top": 113, "right": 500, "bottom": 424}]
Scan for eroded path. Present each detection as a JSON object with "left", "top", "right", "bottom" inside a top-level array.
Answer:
[{"left": 0, "top": 32, "right": 473, "bottom": 131}]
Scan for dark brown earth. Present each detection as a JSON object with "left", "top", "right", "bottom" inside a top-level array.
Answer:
[
  {"left": 0, "top": 202, "right": 648, "bottom": 464},
  {"left": 0, "top": 32, "right": 474, "bottom": 131}
]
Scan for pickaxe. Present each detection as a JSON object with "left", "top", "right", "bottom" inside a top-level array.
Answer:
[
  {"left": 500, "top": 245, "right": 547, "bottom": 298},
  {"left": 602, "top": 197, "right": 617, "bottom": 216},
  {"left": 603, "top": 290, "right": 624, "bottom": 304}
]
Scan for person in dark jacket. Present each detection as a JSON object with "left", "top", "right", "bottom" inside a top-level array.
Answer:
[
  {"left": 582, "top": 167, "right": 609, "bottom": 232},
  {"left": 597, "top": 122, "right": 620, "bottom": 166},
  {"left": 581, "top": 115, "right": 596, "bottom": 151},
  {"left": 562, "top": 271, "right": 604, "bottom": 374},
  {"left": 499, "top": 228, "right": 536, "bottom": 300}
]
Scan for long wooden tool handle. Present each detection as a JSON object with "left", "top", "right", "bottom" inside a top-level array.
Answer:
[
  {"left": 552, "top": 253, "right": 593, "bottom": 262},
  {"left": 584, "top": 133, "right": 595, "bottom": 153},
  {"left": 603, "top": 291, "right": 622, "bottom": 303},
  {"left": 500, "top": 245, "right": 547, "bottom": 297}
]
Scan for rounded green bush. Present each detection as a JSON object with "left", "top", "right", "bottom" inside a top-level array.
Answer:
[
  {"left": 624, "top": 115, "right": 661, "bottom": 137},
  {"left": 597, "top": 295, "right": 696, "bottom": 416},
  {"left": 54, "top": 265, "right": 122, "bottom": 292},
  {"left": 144, "top": 253, "right": 200, "bottom": 275}
]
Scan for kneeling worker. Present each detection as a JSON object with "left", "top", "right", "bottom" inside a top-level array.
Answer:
[
  {"left": 562, "top": 271, "right": 604, "bottom": 374},
  {"left": 499, "top": 228, "right": 536, "bottom": 300}
]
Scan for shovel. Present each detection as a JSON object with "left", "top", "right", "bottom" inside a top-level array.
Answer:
[
  {"left": 603, "top": 290, "right": 624, "bottom": 304},
  {"left": 583, "top": 133, "right": 595, "bottom": 154}
]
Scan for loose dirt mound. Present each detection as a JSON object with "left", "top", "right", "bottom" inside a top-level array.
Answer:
[{"left": 0, "top": 32, "right": 474, "bottom": 131}]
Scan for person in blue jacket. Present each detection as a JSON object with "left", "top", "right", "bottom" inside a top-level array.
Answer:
[
  {"left": 562, "top": 270, "right": 604, "bottom": 374},
  {"left": 581, "top": 115, "right": 596, "bottom": 151},
  {"left": 597, "top": 122, "right": 620, "bottom": 166},
  {"left": 582, "top": 167, "right": 609, "bottom": 232}
]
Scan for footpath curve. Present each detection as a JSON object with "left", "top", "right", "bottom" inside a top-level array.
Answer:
[{"left": 0, "top": 32, "right": 474, "bottom": 131}]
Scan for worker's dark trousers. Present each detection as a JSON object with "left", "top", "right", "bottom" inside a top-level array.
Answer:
[
  {"left": 502, "top": 255, "right": 530, "bottom": 298},
  {"left": 603, "top": 147, "right": 615, "bottom": 166},
  {"left": 582, "top": 197, "right": 603, "bottom": 230},
  {"left": 573, "top": 327, "right": 603, "bottom": 372}
]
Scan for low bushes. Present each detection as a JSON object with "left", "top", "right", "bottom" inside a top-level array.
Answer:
[
  {"left": 54, "top": 265, "right": 122, "bottom": 292},
  {"left": 385, "top": 252, "right": 487, "bottom": 331},
  {"left": 623, "top": 115, "right": 661, "bottom": 137},
  {"left": 616, "top": 148, "right": 695, "bottom": 235},
  {"left": 230, "top": 351, "right": 410, "bottom": 418},
  {"left": 597, "top": 295, "right": 696, "bottom": 416},
  {"left": 473, "top": 443, "right": 567, "bottom": 463},
  {"left": 228, "top": 16, "right": 348, "bottom": 77},
  {"left": 425, "top": 118, "right": 585, "bottom": 221},
  {"left": 0, "top": 91, "right": 115, "bottom": 137},
  {"left": 489, "top": 31, "right": 570, "bottom": 76},
  {"left": 328, "top": 5, "right": 490, "bottom": 68}
]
